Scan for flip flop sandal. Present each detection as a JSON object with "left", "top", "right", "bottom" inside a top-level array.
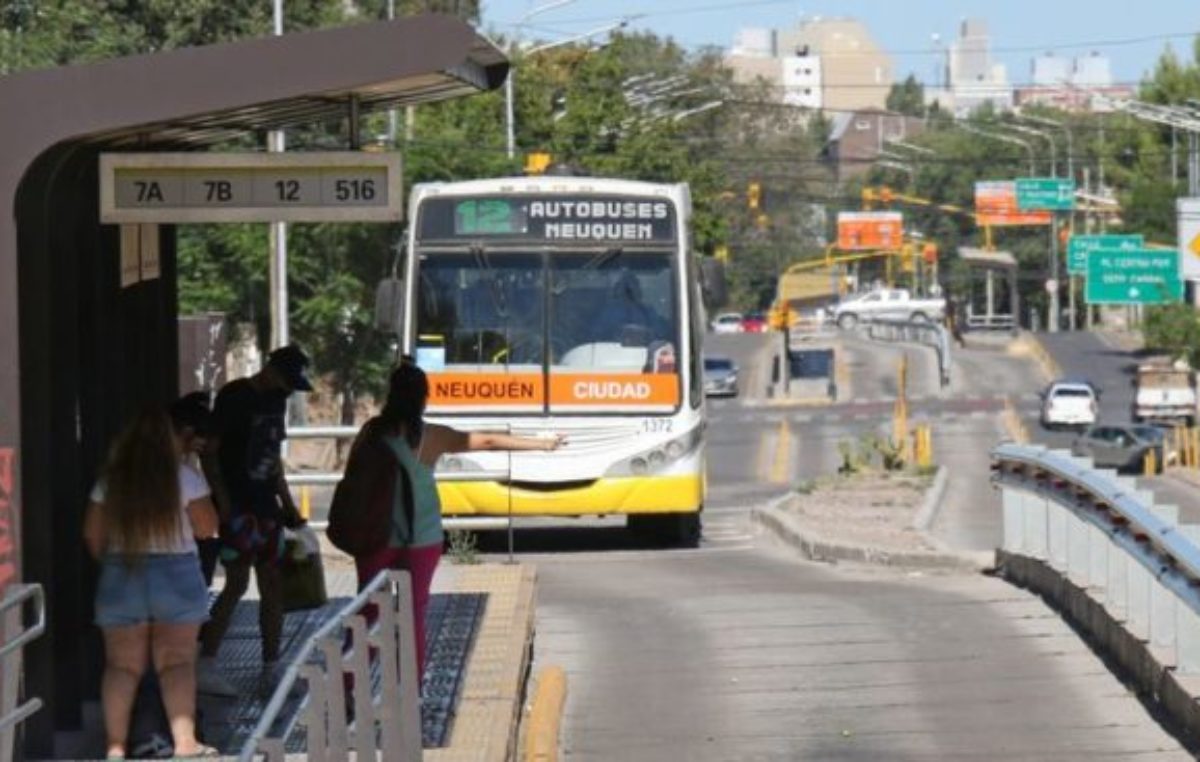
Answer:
[{"left": 180, "top": 744, "right": 220, "bottom": 758}]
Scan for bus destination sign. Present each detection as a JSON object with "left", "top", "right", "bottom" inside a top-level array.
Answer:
[
  {"left": 419, "top": 195, "right": 677, "bottom": 243},
  {"left": 100, "top": 152, "right": 402, "bottom": 224}
]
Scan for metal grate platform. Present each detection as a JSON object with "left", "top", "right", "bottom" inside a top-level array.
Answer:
[{"left": 197, "top": 591, "right": 488, "bottom": 754}]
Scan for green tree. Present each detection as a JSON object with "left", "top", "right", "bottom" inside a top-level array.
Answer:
[
  {"left": 1144, "top": 304, "right": 1200, "bottom": 367},
  {"left": 886, "top": 74, "right": 925, "bottom": 117}
]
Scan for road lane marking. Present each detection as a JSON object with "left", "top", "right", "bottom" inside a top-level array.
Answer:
[{"left": 770, "top": 419, "right": 792, "bottom": 484}]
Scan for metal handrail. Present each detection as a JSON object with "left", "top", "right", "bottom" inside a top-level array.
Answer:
[
  {"left": 0, "top": 585, "right": 44, "bottom": 660},
  {"left": 287, "top": 470, "right": 512, "bottom": 488},
  {"left": 861, "top": 317, "right": 952, "bottom": 387},
  {"left": 0, "top": 584, "right": 46, "bottom": 744},
  {"left": 238, "top": 569, "right": 421, "bottom": 762},
  {"left": 992, "top": 443, "right": 1200, "bottom": 586}
]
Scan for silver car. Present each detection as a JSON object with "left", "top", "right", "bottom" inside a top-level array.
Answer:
[
  {"left": 703, "top": 356, "right": 739, "bottom": 397},
  {"left": 1071, "top": 424, "right": 1165, "bottom": 474}
]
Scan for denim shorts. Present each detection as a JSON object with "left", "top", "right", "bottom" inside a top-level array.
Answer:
[{"left": 95, "top": 553, "right": 209, "bottom": 627}]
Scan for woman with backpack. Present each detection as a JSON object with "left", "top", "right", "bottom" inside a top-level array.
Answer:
[
  {"left": 333, "top": 359, "right": 563, "bottom": 673},
  {"left": 83, "top": 408, "right": 220, "bottom": 759}
]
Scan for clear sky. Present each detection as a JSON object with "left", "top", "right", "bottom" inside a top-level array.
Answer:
[{"left": 480, "top": 0, "right": 1200, "bottom": 87}]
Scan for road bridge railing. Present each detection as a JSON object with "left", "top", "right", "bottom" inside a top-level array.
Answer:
[
  {"left": 238, "top": 569, "right": 421, "bottom": 762},
  {"left": 860, "top": 318, "right": 951, "bottom": 387},
  {"left": 992, "top": 443, "right": 1200, "bottom": 674}
]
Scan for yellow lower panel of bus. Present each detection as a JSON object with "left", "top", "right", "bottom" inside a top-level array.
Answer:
[{"left": 438, "top": 474, "right": 703, "bottom": 516}]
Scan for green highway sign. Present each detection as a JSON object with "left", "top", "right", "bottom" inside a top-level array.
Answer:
[
  {"left": 1067, "top": 234, "right": 1144, "bottom": 275},
  {"left": 1016, "top": 177, "right": 1075, "bottom": 211},
  {"left": 1085, "top": 247, "right": 1182, "bottom": 305}
]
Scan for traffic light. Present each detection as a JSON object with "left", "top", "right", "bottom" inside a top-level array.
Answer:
[
  {"left": 747, "top": 182, "right": 761, "bottom": 211},
  {"left": 880, "top": 186, "right": 894, "bottom": 205},
  {"left": 714, "top": 244, "right": 730, "bottom": 263}
]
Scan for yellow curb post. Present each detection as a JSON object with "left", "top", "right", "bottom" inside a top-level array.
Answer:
[
  {"left": 300, "top": 486, "right": 311, "bottom": 521},
  {"left": 1144, "top": 447, "right": 1157, "bottom": 476},
  {"left": 525, "top": 666, "right": 568, "bottom": 762}
]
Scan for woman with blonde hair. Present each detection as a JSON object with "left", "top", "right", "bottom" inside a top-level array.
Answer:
[{"left": 83, "top": 408, "right": 220, "bottom": 759}]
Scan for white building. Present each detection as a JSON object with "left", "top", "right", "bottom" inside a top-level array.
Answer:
[
  {"left": 1032, "top": 54, "right": 1071, "bottom": 87},
  {"left": 925, "top": 18, "right": 1014, "bottom": 117},
  {"left": 731, "top": 27, "right": 776, "bottom": 58},
  {"left": 726, "top": 18, "right": 891, "bottom": 112},
  {"left": 780, "top": 54, "right": 823, "bottom": 109}
]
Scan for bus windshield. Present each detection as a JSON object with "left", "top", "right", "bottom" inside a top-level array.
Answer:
[{"left": 415, "top": 248, "right": 680, "bottom": 412}]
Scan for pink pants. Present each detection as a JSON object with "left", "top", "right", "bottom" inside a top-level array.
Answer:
[{"left": 354, "top": 543, "right": 442, "bottom": 673}]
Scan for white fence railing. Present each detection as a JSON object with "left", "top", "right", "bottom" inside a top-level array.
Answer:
[
  {"left": 992, "top": 443, "right": 1200, "bottom": 672},
  {"left": 238, "top": 570, "right": 421, "bottom": 762},
  {"left": 0, "top": 584, "right": 45, "bottom": 762},
  {"left": 861, "top": 318, "right": 952, "bottom": 387}
]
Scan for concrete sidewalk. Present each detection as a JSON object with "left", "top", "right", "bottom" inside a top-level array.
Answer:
[
  {"left": 49, "top": 556, "right": 536, "bottom": 760},
  {"left": 201, "top": 555, "right": 536, "bottom": 760}
]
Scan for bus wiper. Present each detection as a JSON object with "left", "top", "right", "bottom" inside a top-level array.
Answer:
[
  {"left": 471, "top": 244, "right": 509, "bottom": 319},
  {"left": 582, "top": 246, "right": 623, "bottom": 271}
]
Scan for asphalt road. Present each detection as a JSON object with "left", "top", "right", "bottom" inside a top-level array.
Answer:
[
  {"left": 510, "top": 331, "right": 1188, "bottom": 760},
  {"left": 1029, "top": 331, "right": 1200, "bottom": 523}
]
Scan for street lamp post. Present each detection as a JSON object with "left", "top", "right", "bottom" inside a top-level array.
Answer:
[
  {"left": 504, "top": 0, "right": 578, "bottom": 160},
  {"left": 505, "top": 19, "right": 631, "bottom": 161}
]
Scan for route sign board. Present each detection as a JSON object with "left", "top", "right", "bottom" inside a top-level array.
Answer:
[
  {"left": 1179, "top": 197, "right": 1200, "bottom": 280},
  {"left": 974, "top": 181, "right": 1051, "bottom": 226},
  {"left": 836, "top": 211, "right": 903, "bottom": 251},
  {"left": 1016, "top": 177, "right": 1075, "bottom": 211},
  {"left": 99, "top": 152, "right": 402, "bottom": 223},
  {"left": 1067, "top": 234, "right": 1143, "bottom": 275},
  {"left": 1085, "top": 247, "right": 1182, "bottom": 305}
]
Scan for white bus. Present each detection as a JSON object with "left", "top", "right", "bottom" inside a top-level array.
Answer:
[{"left": 397, "top": 176, "right": 706, "bottom": 545}]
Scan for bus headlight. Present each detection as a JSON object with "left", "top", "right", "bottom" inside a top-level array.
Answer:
[{"left": 606, "top": 425, "right": 702, "bottom": 477}]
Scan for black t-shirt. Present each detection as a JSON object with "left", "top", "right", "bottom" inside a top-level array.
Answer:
[{"left": 212, "top": 378, "right": 288, "bottom": 518}]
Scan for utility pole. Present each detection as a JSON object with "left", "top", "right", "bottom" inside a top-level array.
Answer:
[{"left": 269, "top": 0, "right": 288, "bottom": 351}]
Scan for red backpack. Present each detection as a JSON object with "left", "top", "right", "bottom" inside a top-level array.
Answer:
[{"left": 326, "top": 423, "right": 413, "bottom": 558}]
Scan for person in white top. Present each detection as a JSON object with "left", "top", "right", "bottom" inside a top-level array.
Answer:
[{"left": 83, "top": 408, "right": 220, "bottom": 759}]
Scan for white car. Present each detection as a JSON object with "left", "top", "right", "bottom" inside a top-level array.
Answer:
[
  {"left": 831, "top": 288, "right": 946, "bottom": 330},
  {"left": 1041, "top": 381, "right": 1100, "bottom": 430},
  {"left": 711, "top": 312, "right": 744, "bottom": 334}
]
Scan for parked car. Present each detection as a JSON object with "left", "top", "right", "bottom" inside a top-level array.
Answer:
[
  {"left": 1072, "top": 423, "right": 1164, "bottom": 473},
  {"left": 830, "top": 288, "right": 946, "bottom": 330},
  {"left": 1040, "top": 380, "right": 1100, "bottom": 430},
  {"left": 703, "top": 356, "right": 739, "bottom": 397},
  {"left": 710, "top": 312, "right": 744, "bottom": 334},
  {"left": 741, "top": 312, "right": 768, "bottom": 333}
]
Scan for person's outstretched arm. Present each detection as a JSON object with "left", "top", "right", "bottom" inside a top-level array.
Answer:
[{"left": 424, "top": 423, "right": 565, "bottom": 459}]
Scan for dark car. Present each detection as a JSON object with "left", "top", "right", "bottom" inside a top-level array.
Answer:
[
  {"left": 703, "top": 356, "right": 739, "bottom": 397},
  {"left": 1071, "top": 423, "right": 1165, "bottom": 473},
  {"left": 741, "top": 312, "right": 768, "bottom": 333}
]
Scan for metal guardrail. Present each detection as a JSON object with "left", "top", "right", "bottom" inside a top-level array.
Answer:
[
  {"left": 239, "top": 570, "right": 421, "bottom": 762},
  {"left": 992, "top": 443, "right": 1200, "bottom": 672},
  {"left": 0, "top": 584, "right": 46, "bottom": 762},
  {"left": 861, "top": 318, "right": 952, "bottom": 387}
]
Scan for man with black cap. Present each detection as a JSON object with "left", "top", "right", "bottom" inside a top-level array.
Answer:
[{"left": 198, "top": 345, "right": 312, "bottom": 690}]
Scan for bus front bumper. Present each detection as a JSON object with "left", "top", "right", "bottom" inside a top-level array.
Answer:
[{"left": 438, "top": 474, "right": 704, "bottom": 516}]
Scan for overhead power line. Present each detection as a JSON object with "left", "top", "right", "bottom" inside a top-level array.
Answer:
[{"left": 497, "top": 10, "right": 1200, "bottom": 59}]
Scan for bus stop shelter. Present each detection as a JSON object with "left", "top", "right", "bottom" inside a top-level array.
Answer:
[
  {"left": 957, "top": 247, "right": 1020, "bottom": 333},
  {"left": 0, "top": 16, "right": 506, "bottom": 756}
]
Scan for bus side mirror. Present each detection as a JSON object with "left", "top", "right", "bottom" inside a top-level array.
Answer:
[
  {"left": 700, "top": 258, "right": 727, "bottom": 311},
  {"left": 374, "top": 278, "right": 406, "bottom": 334}
]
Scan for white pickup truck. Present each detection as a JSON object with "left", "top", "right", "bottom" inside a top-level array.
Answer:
[
  {"left": 1134, "top": 360, "right": 1197, "bottom": 425},
  {"left": 830, "top": 289, "right": 946, "bottom": 330}
]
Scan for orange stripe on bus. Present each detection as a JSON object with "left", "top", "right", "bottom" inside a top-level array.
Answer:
[
  {"left": 427, "top": 373, "right": 545, "bottom": 406},
  {"left": 549, "top": 374, "right": 679, "bottom": 406}
]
